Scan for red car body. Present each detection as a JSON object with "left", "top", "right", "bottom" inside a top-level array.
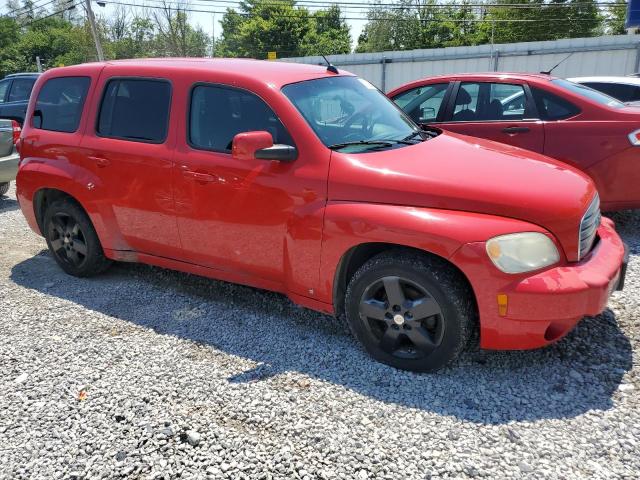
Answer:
[
  {"left": 388, "top": 73, "right": 640, "bottom": 211},
  {"left": 16, "top": 60, "right": 625, "bottom": 358}
]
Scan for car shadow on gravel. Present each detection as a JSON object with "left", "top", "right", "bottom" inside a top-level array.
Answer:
[
  {"left": 0, "top": 195, "right": 18, "bottom": 214},
  {"left": 11, "top": 250, "right": 633, "bottom": 425}
]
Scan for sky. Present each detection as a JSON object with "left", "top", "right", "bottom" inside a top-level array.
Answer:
[{"left": 1, "top": 0, "right": 371, "bottom": 53}]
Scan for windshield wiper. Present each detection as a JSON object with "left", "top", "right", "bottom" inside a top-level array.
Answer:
[
  {"left": 402, "top": 130, "right": 426, "bottom": 142},
  {"left": 328, "top": 140, "right": 395, "bottom": 150}
]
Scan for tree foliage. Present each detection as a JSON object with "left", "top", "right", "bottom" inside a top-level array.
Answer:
[
  {"left": 216, "top": 0, "right": 351, "bottom": 58},
  {"left": 605, "top": 0, "right": 632, "bottom": 35},
  {"left": 357, "top": 0, "right": 606, "bottom": 52}
]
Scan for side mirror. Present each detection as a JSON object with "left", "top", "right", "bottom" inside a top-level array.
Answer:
[{"left": 232, "top": 130, "right": 298, "bottom": 162}]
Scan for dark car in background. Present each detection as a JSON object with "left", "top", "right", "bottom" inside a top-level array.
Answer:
[
  {"left": 0, "top": 73, "right": 40, "bottom": 125},
  {"left": 567, "top": 76, "right": 640, "bottom": 104}
]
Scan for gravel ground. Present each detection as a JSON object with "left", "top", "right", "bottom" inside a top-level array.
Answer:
[{"left": 0, "top": 182, "right": 638, "bottom": 480}]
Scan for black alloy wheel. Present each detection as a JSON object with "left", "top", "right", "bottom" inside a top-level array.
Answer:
[
  {"left": 344, "top": 251, "right": 475, "bottom": 372},
  {"left": 47, "top": 212, "right": 89, "bottom": 268},
  {"left": 44, "top": 198, "right": 111, "bottom": 277},
  {"left": 359, "top": 276, "right": 444, "bottom": 359}
]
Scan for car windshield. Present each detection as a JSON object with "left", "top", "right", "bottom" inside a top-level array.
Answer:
[
  {"left": 282, "top": 76, "right": 422, "bottom": 152},
  {"left": 553, "top": 79, "right": 624, "bottom": 109}
]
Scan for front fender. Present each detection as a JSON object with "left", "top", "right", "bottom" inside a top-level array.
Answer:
[{"left": 318, "top": 201, "right": 548, "bottom": 306}]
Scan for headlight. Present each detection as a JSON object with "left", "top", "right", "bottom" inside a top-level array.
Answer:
[{"left": 486, "top": 232, "right": 560, "bottom": 274}]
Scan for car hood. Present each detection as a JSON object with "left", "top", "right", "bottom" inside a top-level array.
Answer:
[{"left": 328, "top": 131, "right": 596, "bottom": 261}]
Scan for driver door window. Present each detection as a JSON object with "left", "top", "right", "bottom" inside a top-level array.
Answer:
[
  {"left": 392, "top": 83, "right": 448, "bottom": 124},
  {"left": 189, "top": 85, "right": 293, "bottom": 152}
]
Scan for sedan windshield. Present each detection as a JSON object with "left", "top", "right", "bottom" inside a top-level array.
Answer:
[
  {"left": 553, "top": 79, "right": 624, "bottom": 109},
  {"left": 282, "top": 76, "right": 423, "bottom": 152}
]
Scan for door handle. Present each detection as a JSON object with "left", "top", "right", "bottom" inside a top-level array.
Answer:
[
  {"left": 88, "top": 156, "right": 110, "bottom": 168},
  {"left": 182, "top": 169, "right": 215, "bottom": 183},
  {"left": 502, "top": 126, "right": 530, "bottom": 134}
]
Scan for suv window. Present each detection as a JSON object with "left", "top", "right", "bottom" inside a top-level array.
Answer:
[
  {"left": 392, "top": 83, "right": 448, "bottom": 123},
  {"left": 0, "top": 79, "right": 8, "bottom": 103},
  {"left": 189, "top": 84, "right": 293, "bottom": 152},
  {"left": 582, "top": 82, "right": 640, "bottom": 103},
  {"left": 33, "top": 76, "right": 90, "bottom": 133},
  {"left": 97, "top": 78, "right": 171, "bottom": 143},
  {"left": 531, "top": 87, "right": 580, "bottom": 120},
  {"left": 8, "top": 78, "right": 36, "bottom": 102}
]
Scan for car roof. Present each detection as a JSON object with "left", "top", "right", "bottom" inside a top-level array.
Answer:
[
  {"left": 43, "top": 58, "right": 354, "bottom": 89},
  {"left": 567, "top": 76, "right": 640, "bottom": 86},
  {"left": 411, "top": 72, "right": 556, "bottom": 82},
  {"left": 4, "top": 72, "right": 40, "bottom": 78}
]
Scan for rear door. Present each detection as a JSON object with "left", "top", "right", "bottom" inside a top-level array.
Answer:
[
  {"left": 79, "top": 71, "right": 181, "bottom": 258},
  {"left": 436, "top": 81, "right": 545, "bottom": 153}
]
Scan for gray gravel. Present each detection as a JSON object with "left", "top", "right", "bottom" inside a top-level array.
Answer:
[{"left": 0, "top": 182, "right": 639, "bottom": 479}]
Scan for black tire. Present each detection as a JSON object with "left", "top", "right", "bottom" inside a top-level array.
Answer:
[
  {"left": 345, "top": 251, "right": 475, "bottom": 372},
  {"left": 0, "top": 182, "right": 8, "bottom": 196},
  {"left": 43, "top": 198, "right": 112, "bottom": 277}
]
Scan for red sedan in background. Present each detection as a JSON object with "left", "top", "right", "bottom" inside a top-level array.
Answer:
[{"left": 388, "top": 73, "right": 640, "bottom": 211}]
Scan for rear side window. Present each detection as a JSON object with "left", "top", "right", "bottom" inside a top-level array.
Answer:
[
  {"left": 97, "top": 79, "right": 171, "bottom": 143},
  {"left": 531, "top": 88, "right": 580, "bottom": 120},
  {"left": 0, "top": 79, "right": 9, "bottom": 103},
  {"left": 8, "top": 78, "right": 36, "bottom": 102},
  {"left": 189, "top": 84, "right": 293, "bottom": 152},
  {"left": 33, "top": 76, "right": 90, "bottom": 133}
]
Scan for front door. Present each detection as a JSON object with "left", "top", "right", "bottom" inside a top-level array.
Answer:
[
  {"left": 437, "top": 81, "right": 545, "bottom": 153},
  {"left": 172, "top": 83, "right": 328, "bottom": 289}
]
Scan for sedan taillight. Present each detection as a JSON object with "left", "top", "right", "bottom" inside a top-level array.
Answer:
[
  {"left": 628, "top": 128, "right": 640, "bottom": 146},
  {"left": 11, "top": 120, "right": 21, "bottom": 145}
]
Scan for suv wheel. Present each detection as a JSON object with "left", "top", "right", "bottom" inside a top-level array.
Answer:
[
  {"left": 44, "top": 198, "right": 112, "bottom": 277},
  {"left": 0, "top": 182, "right": 8, "bottom": 196},
  {"left": 345, "top": 251, "right": 475, "bottom": 372}
]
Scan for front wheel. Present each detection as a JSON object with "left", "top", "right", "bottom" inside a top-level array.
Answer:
[
  {"left": 0, "top": 182, "right": 9, "bottom": 197},
  {"left": 43, "top": 198, "right": 112, "bottom": 277},
  {"left": 345, "top": 251, "right": 475, "bottom": 372}
]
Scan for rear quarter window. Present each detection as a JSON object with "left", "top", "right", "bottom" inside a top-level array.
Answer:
[
  {"left": 33, "top": 76, "right": 91, "bottom": 133},
  {"left": 531, "top": 87, "right": 580, "bottom": 120}
]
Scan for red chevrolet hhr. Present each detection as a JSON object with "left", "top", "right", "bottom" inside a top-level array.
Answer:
[
  {"left": 16, "top": 59, "right": 627, "bottom": 371},
  {"left": 389, "top": 73, "right": 640, "bottom": 211}
]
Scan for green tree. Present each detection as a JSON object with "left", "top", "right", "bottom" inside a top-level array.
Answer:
[
  {"left": 217, "top": 0, "right": 351, "bottom": 58},
  {"left": 300, "top": 5, "right": 351, "bottom": 55},
  {"left": 605, "top": 0, "right": 631, "bottom": 35},
  {"left": 152, "top": 4, "right": 210, "bottom": 57},
  {"left": 217, "top": 0, "right": 312, "bottom": 58}
]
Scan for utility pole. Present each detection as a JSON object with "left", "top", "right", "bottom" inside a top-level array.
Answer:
[
  {"left": 212, "top": 14, "right": 216, "bottom": 57},
  {"left": 85, "top": 0, "right": 104, "bottom": 61}
]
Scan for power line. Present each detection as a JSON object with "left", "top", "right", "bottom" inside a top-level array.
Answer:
[
  {"left": 5, "top": 0, "right": 61, "bottom": 16},
  {"left": 19, "top": 2, "right": 82, "bottom": 26},
  {"left": 97, "top": 0, "right": 616, "bottom": 23}
]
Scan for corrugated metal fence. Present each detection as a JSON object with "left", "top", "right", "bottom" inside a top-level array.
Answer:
[{"left": 281, "top": 35, "right": 640, "bottom": 92}]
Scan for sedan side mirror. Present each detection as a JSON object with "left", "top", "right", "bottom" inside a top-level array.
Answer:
[{"left": 232, "top": 131, "right": 297, "bottom": 162}]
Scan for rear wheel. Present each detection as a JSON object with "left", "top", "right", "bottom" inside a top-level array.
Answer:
[
  {"left": 345, "top": 251, "right": 475, "bottom": 372},
  {"left": 44, "top": 198, "right": 112, "bottom": 277},
  {"left": 0, "top": 182, "right": 9, "bottom": 196}
]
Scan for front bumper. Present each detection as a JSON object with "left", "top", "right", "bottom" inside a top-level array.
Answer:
[
  {"left": 452, "top": 217, "right": 626, "bottom": 350},
  {"left": 0, "top": 151, "right": 19, "bottom": 184}
]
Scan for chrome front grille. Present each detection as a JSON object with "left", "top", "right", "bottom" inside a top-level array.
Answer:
[{"left": 578, "top": 193, "right": 601, "bottom": 260}]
